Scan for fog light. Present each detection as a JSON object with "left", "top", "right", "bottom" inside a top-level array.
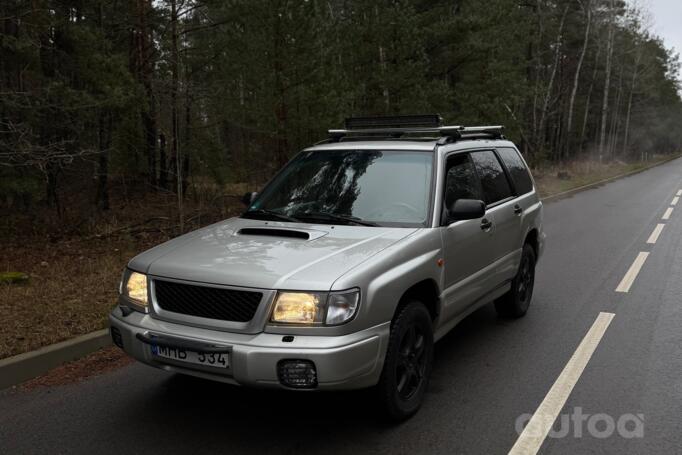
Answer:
[{"left": 277, "top": 359, "right": 318, "bottom": 389}]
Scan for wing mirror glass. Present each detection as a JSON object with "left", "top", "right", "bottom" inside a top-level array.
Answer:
[
  {"left": 241, "top": 191, "right": 258, "bottom": 206},
  {"left": 446, "top": 199, "right": 486, "bottom": 223}
]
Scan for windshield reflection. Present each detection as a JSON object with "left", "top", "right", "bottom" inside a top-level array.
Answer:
[{"left": 248, "top": 150, "right": 433, "bottom": 227}]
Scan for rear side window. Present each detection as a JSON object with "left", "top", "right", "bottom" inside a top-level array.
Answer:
[
  {"left": 497, "top": 147, "right": 533, "bottom": 195},
  {"left": 470, "top": 151, "right": 513, "bottom": 205},
  {"left": 444, "top": 154, "right": 482, "bottom": 207}
]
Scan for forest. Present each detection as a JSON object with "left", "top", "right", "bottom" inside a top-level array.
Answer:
[{"left": 1, "top": 0, "right": 681, "bottom": 232}]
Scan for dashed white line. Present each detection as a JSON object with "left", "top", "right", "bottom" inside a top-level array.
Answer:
[
  {"left": 677, "top": 190, "right": 682, "bottom": 196},
  {"left": 646, "top": 224, "right": 665, "bottom": 244},
  {"left": 508, "top": 312, "right": 615, "bottom": 455},
  {"left": 663, "top": 207, "right": 674, "bottom": 220},
  {"left": 672, "top": 196, "right": 679, "bottom": 206},
  {"left": 615, "top": 252, "right": 650, "bottom": 293}
]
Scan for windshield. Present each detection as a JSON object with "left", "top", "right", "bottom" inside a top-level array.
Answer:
[{"left": 244, "top": 149, "right": 433, "bottom": 227}]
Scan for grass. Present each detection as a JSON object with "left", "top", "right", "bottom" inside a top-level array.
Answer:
[
  {"left": 533, "top": 155, "right": 677, "bottom": 198},
  {"left": 0, "top": 155, "right": 677, "bottom": 359}
]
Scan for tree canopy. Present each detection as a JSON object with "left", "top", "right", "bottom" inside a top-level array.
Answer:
[{"left": 1, "top": 0, "right": 681, "bottom": 215}]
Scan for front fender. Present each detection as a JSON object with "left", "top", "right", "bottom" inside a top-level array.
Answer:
[{"left": 331, "top": 229, "right": 444, "bottom": 329}]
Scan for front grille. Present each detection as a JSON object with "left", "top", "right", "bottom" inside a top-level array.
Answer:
[{"left": 154, "top": 280, "right": 263, "bottom": 322}]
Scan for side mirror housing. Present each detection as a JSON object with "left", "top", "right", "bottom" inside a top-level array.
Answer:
[
  {"left": 446, "top": 199, "right": 486, "bottom": 224},
  {"left": 241, "top": 191, "right": 257, "bottom": 206}
]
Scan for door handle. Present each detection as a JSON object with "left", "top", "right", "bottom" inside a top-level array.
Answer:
[
  {"left": 513, "top": 204, "right": 523, "bottom": 215},
  {"left": 480, "top": 218, "right": 493, "bottom": 230}
]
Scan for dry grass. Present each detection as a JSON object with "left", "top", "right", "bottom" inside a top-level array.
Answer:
[
  {"left": 0, "top": 239, "right": 140, "bottom": 359},
  {"left": 533, "top": 155, "right": 677, "bottom": 198}
]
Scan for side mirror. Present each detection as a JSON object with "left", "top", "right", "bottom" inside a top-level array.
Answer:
[
  {"left": 241, "top": 191, "right": 257, "bottom": 206},
  {"left": 446, "top": 199, "right": 485, "bottom": 223}
]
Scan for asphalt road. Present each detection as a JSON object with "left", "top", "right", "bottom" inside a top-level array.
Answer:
[{"left": 3, "top": 158, "right": 682, "bottom": 454}]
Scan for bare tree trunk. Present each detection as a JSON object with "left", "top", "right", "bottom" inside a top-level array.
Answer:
[
  {"left": 599, "top": 0, "right": 616, "bottom": 160},
  {"left": 623, "top": 47, "right": 643, "bottom": 156},
  {"left": 530, "top": 0, "right": 545, "bottom": 149},
  {"left": 579, "top": 42, "right": 602, "bottom": 155},
  {"left": 182, "top": 71, "right": 191, "bottom": 197},
  {"left": 134, "top": 0, "right": 157, "bottom": 186},
  {"left": 567, "top": 0, "right": 591, "bottom": 139},
  {"left": 171, "top": 0, "right": 183, "bottom": 232},
  {"left": 538, "top": 6, "right": 569, "bottom": 151},
  {"left": 158, "top": 133, "right": 168, "bottom": 189},
  {"left": 45, "top": 163, "right": 60, "bottom": 214},
  {"left": 95, "top": 111, "right": 113, "bottom": 210},
  {"left": 608, "top": 61, "right": 624, "bottom": 159},
  {"left": 273, "top": 3, "right": 289, "bottom": 167}
]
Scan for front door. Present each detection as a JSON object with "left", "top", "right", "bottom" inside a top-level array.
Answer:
[{"left": 440, "top": 153, "right": 497, "bottom": 322}]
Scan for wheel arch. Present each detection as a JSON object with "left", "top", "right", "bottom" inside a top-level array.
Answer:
[
  {"left": 524, "top": 228, "right": 539, "bottom": 257},
  {"left": 395, "top": 279, "right": 441, "bottom": 322}
]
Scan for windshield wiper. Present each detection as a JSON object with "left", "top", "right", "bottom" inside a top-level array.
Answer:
[
  {"left": 241, "top": 209, "right": 301, "bottom": 223},
  {"left": 294, "top": 211, "right": 379, "bottom": 227}
]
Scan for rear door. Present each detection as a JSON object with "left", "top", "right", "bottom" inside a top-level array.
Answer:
[
  {"left": 495, "top": 146, "right": 537, "bottom": 275},
  {"left": 469, "top": 150, "right": 520, "bottom": 282}
]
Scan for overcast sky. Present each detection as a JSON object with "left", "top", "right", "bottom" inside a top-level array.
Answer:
[{"left": 649, "top": 0, "right": 682, "bottom": 58}]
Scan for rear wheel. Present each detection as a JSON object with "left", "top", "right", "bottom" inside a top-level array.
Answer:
[
  {"left": 495, "top": 243, "right": 536, "bottom": 318},
  {"left": 377, "top": 300, "right": 433, "bottom": 421}
]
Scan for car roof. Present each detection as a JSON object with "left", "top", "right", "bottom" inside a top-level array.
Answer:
[{"left": 305, "top": 138, "right": 518, "bottom": 153}]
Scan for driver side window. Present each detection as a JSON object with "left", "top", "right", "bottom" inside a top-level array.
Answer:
[{"left": 444, "top": 154, "right": 483, "bottom": 209}]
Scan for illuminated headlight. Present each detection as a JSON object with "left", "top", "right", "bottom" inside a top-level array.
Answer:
[
  {"left": 271, "top": 289, "right": 359, "bottom": 325},
  {"left": 119, "top": 269, "right": 148, "bottom": 307}
]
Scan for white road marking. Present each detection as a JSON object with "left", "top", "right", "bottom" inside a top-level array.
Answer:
[
  {"left": 663, "top": 207, "right": 673, "bottom": 220},
  {"left": 677, "top": 190, "right": 682, "bottom": 196},
  {"left": 615, "top": 252, "right": 650, "bottom": 293},
  {"left": 508, "top": 312, "right": 615, "bottom": 455},
  {"left": 647, "top": 224, "right": 665, "bottom": 244},
  {"left": 672, "top": 196, "right": 679, "bottom": 206}
]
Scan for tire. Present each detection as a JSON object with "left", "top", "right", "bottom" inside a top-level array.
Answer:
[
  {"left": 377, "top": 300, "right": 434, "bottom": 421},
  {"left": 495, "top": 243, "right": 536, "bottom": 318}
]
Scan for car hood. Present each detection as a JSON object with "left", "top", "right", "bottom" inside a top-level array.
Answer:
[{"left": 129, "top": 217, "right": 417, "bottom": 290}]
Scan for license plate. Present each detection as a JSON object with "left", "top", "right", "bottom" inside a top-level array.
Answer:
[{"left": 151, "top": 344, "right": 229, "bottom": 368}]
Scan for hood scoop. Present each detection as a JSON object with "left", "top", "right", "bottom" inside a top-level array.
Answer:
[{"left": 237, "top": 227, "right": 326, "bottom": 241}]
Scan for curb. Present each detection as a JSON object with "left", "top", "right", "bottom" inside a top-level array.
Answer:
[
  {"left": 540, "top": 155, "right": 682, "bottom": 203},
  {"left": 0, "top": 329, "right": 111, "bottom": 390}
]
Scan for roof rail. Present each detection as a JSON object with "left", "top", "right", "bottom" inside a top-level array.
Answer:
[{"left": 326, "top": 115, "right": 504, "bottom": 143}]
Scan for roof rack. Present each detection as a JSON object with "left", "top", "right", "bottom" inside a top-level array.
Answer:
[{"left": 325, "top": 115, "right": 504, "bottom": 143}]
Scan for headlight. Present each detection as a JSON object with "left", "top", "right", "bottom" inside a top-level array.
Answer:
[
  {"left": 271, "top": 289, "right": 360, "bottom": 325},
  {"left": 120, "top": 269, "right": 148, "bottom": 306}
]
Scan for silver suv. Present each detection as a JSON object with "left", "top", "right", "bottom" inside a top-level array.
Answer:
[{"left": 110, "top": 115, "right": 544, "bottom": 420}]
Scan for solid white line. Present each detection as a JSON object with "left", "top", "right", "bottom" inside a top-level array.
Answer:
[
  {"left": 677, "top": 190, "right": 682, "bottom": 196},
  {"left": 508, "top": 312, "right": 615, "bottom": 455},
  {"left": 663, "top": 207, "right": 674, "bottom": 220},
  {"left": 647, "top": 224, "right": 665, "bottom": 244},
  {"left": 615, "top": 252, "right": 650, "bottom": 293},
  {"left": 672, "top": 196, "right": 679, "bottom": 206}
]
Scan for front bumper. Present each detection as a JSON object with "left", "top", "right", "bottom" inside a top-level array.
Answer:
[{"left": 109, "top": 306, "right": 389, "bottom": 390}]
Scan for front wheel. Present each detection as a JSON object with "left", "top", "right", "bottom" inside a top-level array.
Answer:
[
  {"left": 377, "top": 300, "right": 434, "bottom": 421},
  {"left": 495, "top": 243, "right": 536, "bottom": 318}
]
